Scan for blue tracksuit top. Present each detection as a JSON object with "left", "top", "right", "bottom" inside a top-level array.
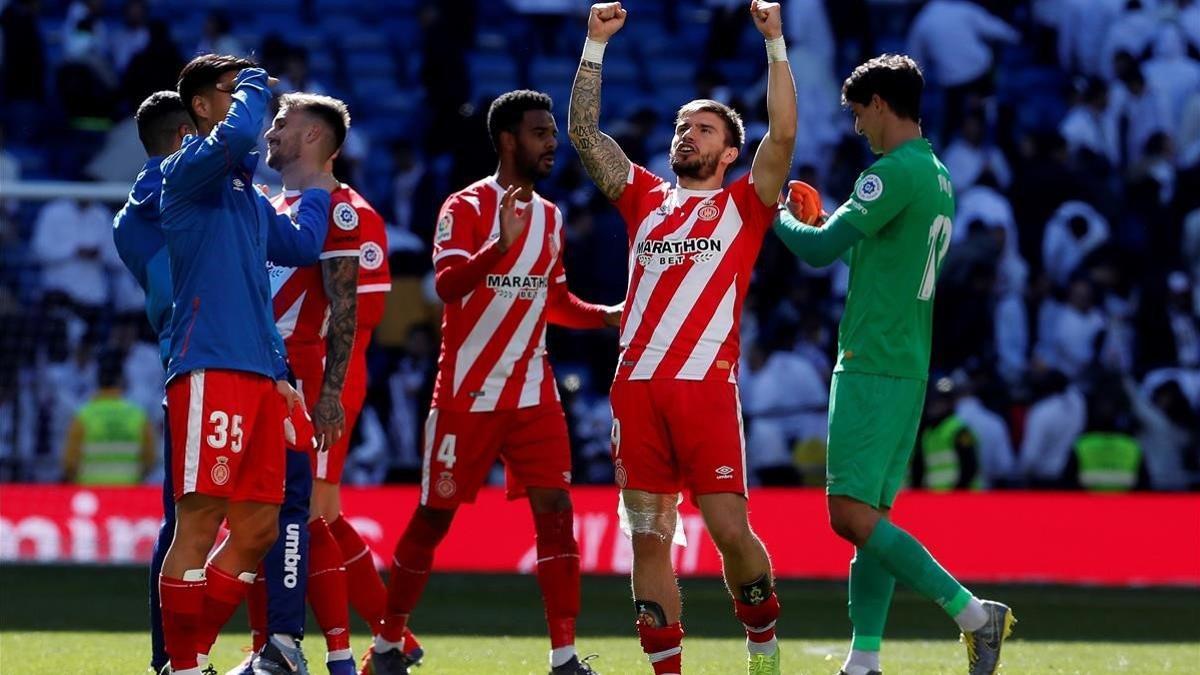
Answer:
[
  {"left": 116, "top": 153, "right": 330, "bottom": 375},
  {"left": 159, "top": 68, "right": 331, "bottom": 382}
]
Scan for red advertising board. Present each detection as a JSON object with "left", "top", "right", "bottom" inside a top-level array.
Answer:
[{"left": 1, "top": 485, "right": 1196, "bottom": 586}]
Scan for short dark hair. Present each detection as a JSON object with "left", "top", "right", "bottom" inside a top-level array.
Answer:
[
  {"left": 277, "top": 92, "right": 351, "bottom": 155},
  {"left": 177, "top": 53, "right": 257, "bottom": 125},
  {"left": 675, "top": 99, "right": 745, "bottom": 149},
  {"left": 135, "top": 90, "right": 191, "bottom": 156},
  {"left": 487, "top": 90, "right": 553, "bottom": 151},
  {"left": 841, "top": 54, "right": 924, "bottom": 121}
]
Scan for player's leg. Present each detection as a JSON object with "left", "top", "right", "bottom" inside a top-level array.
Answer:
[
  {"left": 624, "top": 489, "right": 685, "bottom": 675},
  {"left": 199, "top": 499, "right": 279, "bottom": 659},
  {"left": 306, "top": 510, "right": 355, "bottom": 672},
  {"left": 149, "top": 411, "right": 174, "bottom": 673},
  {"left": 840, "top": 510, "right": 895, "bottom": 675},
  {"left": 160, "top": 493, "right": 227, "bottom": 675}
]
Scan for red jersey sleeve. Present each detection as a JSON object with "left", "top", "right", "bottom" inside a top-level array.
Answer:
[
  {"left": 612, "top": 163, "right": 671, "bottom": 240},
  {"left": 727, "top": 170, "right": 777, "bottom": 235},
  {"left": 322, "top": 191, "right": 363, "bottom": 259},
  {"left": 432, "top": 194, "right": 484, "bottom": 266},
  {"left": 356, "top": 206, "right": 391, "bottom": 294}
]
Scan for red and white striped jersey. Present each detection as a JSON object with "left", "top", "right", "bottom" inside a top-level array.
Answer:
[
  {"left": 612, "top": 164, "right": 775, "bottom": 383},
  {"left": 432, "top": 177, "right": 568, "bottom": 412},
  {"left": 356, "top": 197, "right": 391, "bottom": 298},
  {"left": 268, "top": 185, "right": 368, "bottom": 350}
]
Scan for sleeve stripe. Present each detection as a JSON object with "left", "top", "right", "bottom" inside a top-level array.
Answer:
[
  {"left": 319, "top": 250, "right": 361, "bottom": 260},
  {"left": 357, "top": 283, "right": 392, "bottom": 294},
  {"left": 555, "top": 274, "right": 567, "bottom": 283},
  {"left": 433, "top": 248, "right": 470, "bottom": 262}
]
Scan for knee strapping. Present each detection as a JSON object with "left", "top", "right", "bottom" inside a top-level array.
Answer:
[{"left": 619, "top": 491, "right": 682, "bottom": 544}]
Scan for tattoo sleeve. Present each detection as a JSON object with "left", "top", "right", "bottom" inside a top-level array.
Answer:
[
  {"left": 320, "top": 256, "right": 359, "bottom": 398},
  {"left": 568, "top": 60, "right": 632, "bottom": 202}
]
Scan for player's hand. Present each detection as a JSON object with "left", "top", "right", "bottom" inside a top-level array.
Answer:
[
  {"left": 588, "top": 2, "right": 627, "bottom": 43},
  {"left": 498, "top": 184, "right": 531, "bottom": 252},
  {"left": 275, "top": 380, "right": 305, "bottom": 413},
  {"left": 786, "top": 180, "right": 827, "bottom": 226},
  {"left": 602, "top": 301, "right": 624, "bottom": 328},
  {"left": 312, "top": 393, "right": 345, "bottom": 453},
  {"left": 283, "top": 400, "right": 316, "bottom": 451},
  {"left": 750, "top": 0, "right": 783, "bottom": 40}
]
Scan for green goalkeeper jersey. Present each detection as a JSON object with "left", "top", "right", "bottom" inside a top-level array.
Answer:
[{"left": 828, "top": 137, "right": 954, "bottom": 381}]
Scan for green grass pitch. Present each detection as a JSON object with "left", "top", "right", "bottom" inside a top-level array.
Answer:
[{"left": 2, "top": 565, "right": 1197, "bottom": 674}]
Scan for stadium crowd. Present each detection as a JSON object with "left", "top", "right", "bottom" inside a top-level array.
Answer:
[{"left": 1, "top": 0, "right": 1197, "bottom": 492}]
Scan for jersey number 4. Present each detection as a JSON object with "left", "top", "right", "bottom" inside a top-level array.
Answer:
[
  {"left": 918, "top": 214, "right": 953, "bottom": 301},
  {"left": 437, "top": 435, "right": 457, "bottom": 468}
]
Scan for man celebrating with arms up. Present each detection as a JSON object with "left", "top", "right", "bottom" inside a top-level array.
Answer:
[
  {"left": 373, "top": 90, "right": 618, "bottom": 675},
  {"left": 773, "top": 55, "right": 1015, "bottom": 675},
  {"left": 568, "top": 3, "right": 795, "bottom": 673}
]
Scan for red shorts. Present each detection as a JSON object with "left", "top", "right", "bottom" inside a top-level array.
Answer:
[
  {"left": 166, "top": 369, "right": 286, "bottom": 504},
  {"left": 291, "top": 342, "right": 368, "bottom": 484},
  {"left": 420, "top": 402, "right": 572, "bottom": 508},
  {"left": 609, "top": 379, "right": 747, "bottom": 498}
]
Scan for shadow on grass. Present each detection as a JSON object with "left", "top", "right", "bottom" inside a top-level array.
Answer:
[{"left": 2, "top": 565, "right": 1197, "bottom": 643}]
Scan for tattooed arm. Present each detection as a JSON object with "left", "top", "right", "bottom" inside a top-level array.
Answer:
[
  {"left": 568, "top": 2, "right": 632, "bottom": 202},
  {"left": 312, "top": 254, "right": 359, "bottom": 452}
]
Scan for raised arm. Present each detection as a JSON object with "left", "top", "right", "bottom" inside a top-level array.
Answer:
[
  {"left": 264, "top": 188, "right": 333, "bottom": 267},
  {"left": 567, "top": 2, "right": 633, "bottom": 201},
  {"left": 749, "top": 0, "right": 797, "bottom": 207}
]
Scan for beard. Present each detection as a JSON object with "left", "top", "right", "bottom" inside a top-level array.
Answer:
[
  {"left": 670, "top": 150, "right": 719, "bottom": 180},
  {"left": 519, "top": 152, "right": 555, "bottom": 181},
  {"left": 266, "top": 145, "right": 298, "bottom": 171}
]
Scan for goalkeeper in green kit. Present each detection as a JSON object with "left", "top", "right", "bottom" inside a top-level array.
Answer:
[{"left": 773, "top": 54, "right": 1015, "bottom": 675}]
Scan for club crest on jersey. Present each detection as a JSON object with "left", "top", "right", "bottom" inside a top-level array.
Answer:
[
  {"left": 435, "top": 471, "right": 457, "bottom": 498},
  {"left": 435, "top": 212, "right": 454, "bottom": 243},
  {"left": 697, "top": 201, "right": 720, "bottom": 221},
  {"left": 855, "top": 174, "right": 884, "bottom": 202},
  {"left": 360, "top": 241, "right": 384, "bottom": 270},
  {"left": 636, "top": 237, "right": 722, "bottom": 269},
  {"left": 614, "top": 459, "right": 628, "bottom": 488},
  {"left": 333, "top": 202, "right": 358, "bottom": 230},
  {"left": 487, "top": 274, "right": 547, "bottom": 300},
  {"left": 211, "top": 456, "right": 230, "bottom": 486}
]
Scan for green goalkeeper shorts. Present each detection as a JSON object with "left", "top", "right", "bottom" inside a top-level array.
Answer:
[{"left": 826, "top": 371, "right": 927, "bottom": 509}]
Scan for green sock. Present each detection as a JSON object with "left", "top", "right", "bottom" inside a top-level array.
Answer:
[
  {"left": 862, "top": 519, "right": 973, "bottom": 618},
  {"left": 848, "top": 547, "right": 895, "bottom": 652}
]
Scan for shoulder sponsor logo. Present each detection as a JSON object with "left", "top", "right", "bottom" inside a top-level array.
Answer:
[
  {"left": 360, "top": 241, "right": 384, "bottom": 270},
  {"left": 635, "top": 237, "right": 723, "bottom": 269},
  {"left": 333, "top": 202, "right": 359, "bottom": 230},
  {"left": 435, "top": 212, "right": 454, "bottom": 243},
  {"left": 486, "top": 274, "right": 548, "bottom": 300},
  {"left": 715, "top": 465, "right": 735, "bottom": 480},
  {"left": 855, "top": 174, "right": 883, "bottom": 202}
]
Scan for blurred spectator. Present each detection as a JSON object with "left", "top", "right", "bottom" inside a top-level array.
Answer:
[
  {"left": 64, "top": 0, "right": 110, "bottom": 65},
  {"left": 1018, "top": 370, "right": 1087, "bottom": 486},
  {"left": 1, "top": 0, "right": 48, "bottom": 132},
  {"left": 1099, "top": 0, "right": 1161, "bottom": 81},
  {"left": 120, "top": 20, "right": 185, "bottom": 113},
  {"left": 1057, "top": 0, "right": 1124, "bottom": 76},
  {"left": 1138, "top": 271, "right": 1200, "bottom": 369},
  {"left": 912, "top": 378, "right": 981, "bottom": 491},
  {"left": 1036, "top": 278, "right": 1107, "bottom": 379},
  {"left": 31, "top": 198, "right": 120, "bottom": 326},
  {"left": 1108, "top": 63, "right": 1168, "bottom": 168},
  {"left": 110, "top": 0, "right": 149, "bottom": 75},
  {"left": 1143, "top": 25, "right": 1200, "bottom": 139},
  {"left": 943, "top": 112, "right": 1013, "bottom": 191},
  {"left": 391, "top": 141, "right": 432, "bottom": 236},
  {"left": 60, "top": 351, "right": 154, "bottom": 485},
  {"left": 1178, "top": 89, "right": 1200, "bottom": 167},
  {"left": 1065, "top": 374, "right": 1147, "bottom": 491},
  {"left": 1123, "top": 376, "right": 1197, "bottom": 490},
  {"left": 276, "top": 46, "right": 327, "bottom": 95},
  {"left": 196, "top": 11, "right": 244, "bottom": 57},
  {"left": 953, "top": 373, "right": 1019, "bottom": 487},
  {"left": 1042, "top": 201, "right": 1110, "bottom": 286},
  {"left": 1060, "top": 77, "right": 1119, "bottom": 167},
  {"left": 784, "top": 0, "right": 835, "bottom": 76},
  {"left": 906, "top": 0, "right": 1019, "bottom": 137}
]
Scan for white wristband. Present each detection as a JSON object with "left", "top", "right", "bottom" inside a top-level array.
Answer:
[
  {"left": 765, "top": 36, "right": 787, "bottom": 62},
  {"left": 582, "top": 38, "right": 607, "bottom": 65}
]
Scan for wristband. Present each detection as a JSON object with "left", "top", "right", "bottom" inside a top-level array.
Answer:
[
  {"left": 765, "top": 36, "right": 787, "bottom": 62},
  {"left": 582, "top": 38, "right": 607, "bottom": 64}
]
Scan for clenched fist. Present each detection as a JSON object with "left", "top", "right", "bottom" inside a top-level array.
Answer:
[
  {"left": 588, "top": 2, "right": 627, "bottom": 43},
  {"left": 750, "top": 0, "right": 783, "bottom": 40}
]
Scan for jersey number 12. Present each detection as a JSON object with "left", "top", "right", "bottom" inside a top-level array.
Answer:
[{"left": 918, "top": 214, "right": 952, "bottom": 301}]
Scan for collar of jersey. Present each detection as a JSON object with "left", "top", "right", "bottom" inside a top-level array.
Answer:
[
  {"left": 486, "top": 175, "right": 538, "bottom": 207},
  {"left": 674, "top": 184, "right": 722, "bottom": 200}
]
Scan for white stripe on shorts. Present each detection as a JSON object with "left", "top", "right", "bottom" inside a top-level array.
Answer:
[{"left": 183, "top": 370, "right": 205, "bottom": 493}]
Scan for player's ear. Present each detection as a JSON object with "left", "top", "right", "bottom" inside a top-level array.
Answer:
[
  {"left": 721, "top": 145, "right": 739, "bottom": 166},
  {"left": 191, "top": 95, "right": 207, "bottom": 122}
]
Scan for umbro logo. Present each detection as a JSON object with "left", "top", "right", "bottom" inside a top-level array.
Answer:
[
  {"left": 232, "top": 178, "right": 245, "bottom": 192},
  {"left": 715, "top": 465, "right": 735, "bottom": 479}
]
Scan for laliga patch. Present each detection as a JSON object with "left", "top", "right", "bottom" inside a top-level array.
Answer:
[
  {"left": 211, "top": 456, "right": 231, "bottom": 486},
  {"left": 435, "top": 471, "right": 457, "bottom": 498},
  {"left": 333, "top": 202, "right": 359, "bottom": 231},
  {"left": 855, "top": 174, "right": 884, "bottom": 202},
  {"left": 435, "top": 212, "right": 454, "bottom": 243},
  {"left": 697, "top": 201, "right": 720, "bottom": 221},
  {"left": 360, "top": 241, "right": 384, "bottom": 270}
]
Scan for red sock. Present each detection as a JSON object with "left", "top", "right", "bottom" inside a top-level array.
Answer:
[
  {"left": 533, "top": 509, "right": 581, "bottom": 649},
  {"left": 307, "top": 519, "right": 352, "bottom": 653},
  {"left": 638, "top": 621, "right": 684, "bottom": 675},
  {"left": 329, "top": 514, "right": 388, "bottom": 635},
  {"left": 247, "top": 564, "right": 267, "bottom": 653},
  {"left": 401, "top": 626, "right": 422, "bottom": 654},
  {"left": 160, "top": 573, "right": 206, "bottom": 671},
  {"left": 197, "top": 563, "right": 253, "bottom": 657},
  {"left": 734, "top": 591, "right": 780, "bottom": 645},
  {"left": 380, "top": 515, "right": 444, "bottom": 643}
]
